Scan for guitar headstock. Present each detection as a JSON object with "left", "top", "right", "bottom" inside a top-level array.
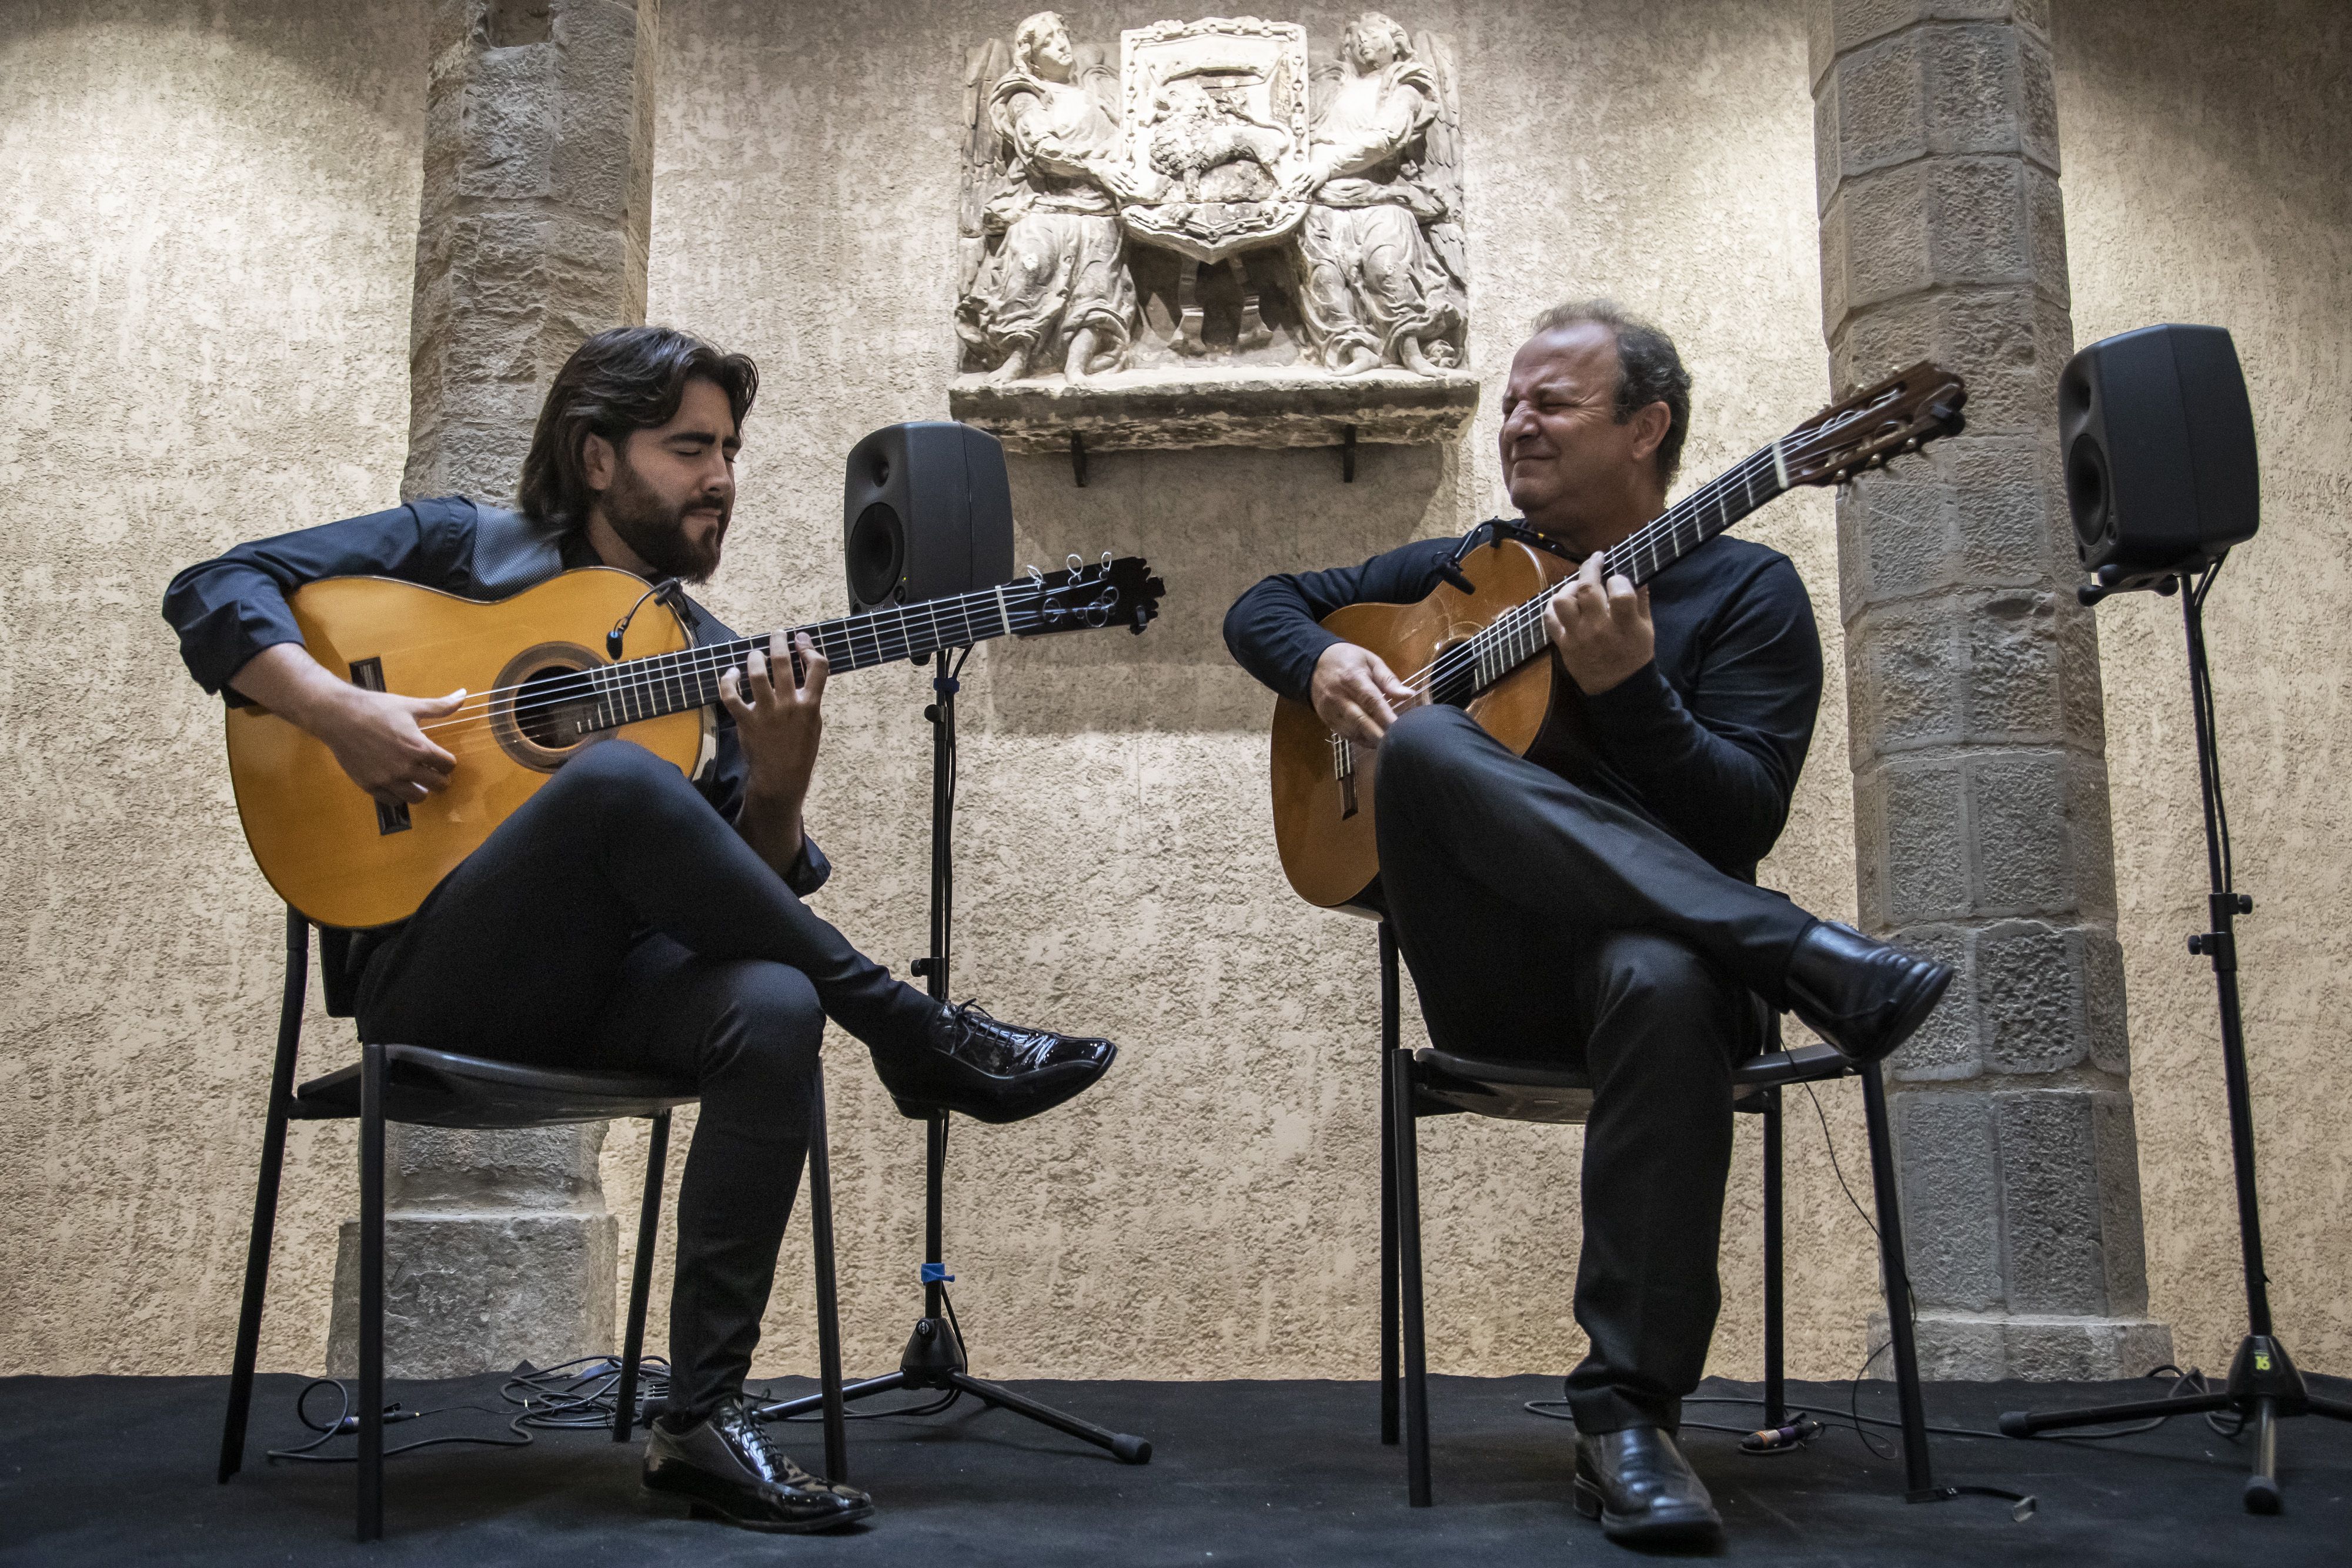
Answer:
[
  {"left": 1782, "top": 361, "right": 1969, "bottom": 487},
  {"left": 1013, "top": 553, "right": 1166, "bottom": 637}
]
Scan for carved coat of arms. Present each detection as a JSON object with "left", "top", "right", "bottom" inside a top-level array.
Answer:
[{"left": 956, "top": 12, "right": 1468, "bottom": 386}]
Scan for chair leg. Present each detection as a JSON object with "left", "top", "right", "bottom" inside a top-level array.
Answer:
[
  {"left": 807, "top": 1062, "right": 849, "bottom": 1485},
  {"left": 219, "top": 907, "right": 309, "bottom": 1484},
  {"left": 1385, "top": 998, "right": 1432, "bottom": 1503},
  {"left": 1762, "top": 1088, "right": 1786, "bottom": 1429},
  {"left": 1858, "top": 1063, "right": 1935, "bottom": 1497},
  {"left": 614, "top": 1109, "right": 671, "bottom": 1442},
  {"left": 357, "top": 1041, "right": 386, "bottom": 1543},
  {"left": 1379, "top": 924, "right": 1400, "bottom": 1449}
]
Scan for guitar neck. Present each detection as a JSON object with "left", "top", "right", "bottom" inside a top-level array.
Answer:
[
  {"left": 1428, "top": 442, "right": 1792, "bottom": 706},
  {"left": 582, "top": 582, "right": 1031, "bottom": 731}
]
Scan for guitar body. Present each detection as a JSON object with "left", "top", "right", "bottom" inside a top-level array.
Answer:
[
  {"left": 224, "top": 568, "right": 707, "bottom": 930},
  {"left": 1269, "top": 540, "right": 1575, "bottom": 912}
]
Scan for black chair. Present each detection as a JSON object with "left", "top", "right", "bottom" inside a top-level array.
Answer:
[
  {"left": 216, "top": 907, "right": 850, "bottom": 1541},
  {"left": 1372, "top": 922, "right": 1937, "bottom": 1506}
]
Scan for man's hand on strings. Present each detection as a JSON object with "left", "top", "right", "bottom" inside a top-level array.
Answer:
[
  {"left": 725, "top": 632, "right": 827, "bottom": 824},
  {"left": 1545, "top": 551, "right": 1653, "bottom": 696},
  {"left": 315, "top": 684, "right": 465, "bottom": 808},
  {"left": 1312, "top": 641, "right": 1418, "bottom": 748}
]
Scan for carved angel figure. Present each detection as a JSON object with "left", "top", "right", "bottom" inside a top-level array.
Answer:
[
  {"left": 956, "top": 12, "right": 1144, "bottom": 382},
  {"left": 1283, "top": 14, "right": 1467, "bottom": 376}
]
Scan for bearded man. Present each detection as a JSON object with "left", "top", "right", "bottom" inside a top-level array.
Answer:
[
  {"left": 163, "top": 325, "right": 1118, "bottom": 1533},
  {"left": 1224, "top": 300, "right": 1950, "bottom": 1549}
]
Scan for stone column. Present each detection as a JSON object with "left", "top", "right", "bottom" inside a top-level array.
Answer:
[
  {"left": 1810, "top": 1, "right": 2172, "bottom": 1378},
  {"left": 328, "top": 0, "right": 656, "bottom": 1378}
]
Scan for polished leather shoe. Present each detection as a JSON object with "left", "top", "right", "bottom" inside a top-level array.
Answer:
[
  {"left": 1573, "top": 1426, "right": 1723, "bottom": 1548},
  {"left": 1783, "top": 921, "right": 1953, "bottom": 1066},
  {"left": 874, "top": 1000, "right": 1117, "bottom": 1124},
  {"left": 642, "top": 1396, "right": 872, "bottom": 1533}
]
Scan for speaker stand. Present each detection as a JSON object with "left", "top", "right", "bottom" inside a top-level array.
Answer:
[
  {"left": 2002, "top": 566, "right": 2352, "bottom": 1510},
  {"left": 758, "top": 650, "right": 1151, "bottom": 1469}
]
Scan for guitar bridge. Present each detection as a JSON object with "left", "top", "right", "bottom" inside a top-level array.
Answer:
[
  {"left": 1331, "top": 733, "right": 1358, "bottom": 820},
  {"left": 349, "top": 657, "right": 412, "bottom": 836}
]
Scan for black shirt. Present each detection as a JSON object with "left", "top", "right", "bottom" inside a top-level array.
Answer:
[
  {"left": 162, "top": 495, "right": 829, "bottom": 1006},
  {"left": 1222, "top": 525, "right": 1823, "bottom": 882}
]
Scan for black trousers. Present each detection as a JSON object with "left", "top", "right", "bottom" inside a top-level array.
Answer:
[
  {"left": 1374, "top": 705, "right": 1818, "bottom": 1434},
  {"left": 357, "top": 739, "right": 937, "bottom": 1419}
]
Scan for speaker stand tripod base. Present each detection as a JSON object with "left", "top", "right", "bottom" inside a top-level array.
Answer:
[
  {"left": 757, "top": 651, "right": 1151, "bottom": 1472},
  {"left": 2002, "top": 567, "right": 2350, "bottom": 1512}
]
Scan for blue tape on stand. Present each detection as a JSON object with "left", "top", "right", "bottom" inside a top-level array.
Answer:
[{"left": 920, "top": 1263, "right": 954, "bottom": 1283}]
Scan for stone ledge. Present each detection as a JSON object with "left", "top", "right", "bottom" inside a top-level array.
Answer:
[
  {"left": 1870, "top": 1309, "right": 2173, "bottom": 1380},
  {"left": 948, "top": 366, "right": 1481, "bottom": 454}
]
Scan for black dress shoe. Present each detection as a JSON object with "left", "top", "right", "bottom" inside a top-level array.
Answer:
[
  {"left": 1783, "top": 921, "right": 1954, "bottom": 1066},
  {"left": 1573, "top": 1426, "right": 1723, "bottom": 1548},
  {"left": 642, "top": 1396, "right": 873, "bottom": 1533},
  {"left": 874, "top": 1001, "right": 1117, "bottom": 1124}
]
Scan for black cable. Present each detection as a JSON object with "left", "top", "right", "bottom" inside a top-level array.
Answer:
[{"left": 265, "top": 1377, "right": 532, "bottom": 1465}]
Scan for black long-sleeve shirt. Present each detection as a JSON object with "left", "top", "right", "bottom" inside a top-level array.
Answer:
[
  {"left": 163, "top": 495, "right": 829, "bottom": 1004},
  {"left": 1222, "top": 526, "right": 1823, "bottom": 882}
]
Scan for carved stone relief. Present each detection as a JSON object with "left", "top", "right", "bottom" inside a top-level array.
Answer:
[{"left": 951, "top": 12, "right": 1479, "bottom": 454}]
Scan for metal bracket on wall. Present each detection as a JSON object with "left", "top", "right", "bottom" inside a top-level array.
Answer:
[
  {"left": 1070, "top": 430, "right": 1088, "bottom": 488},
  {"left": 1341, "top": 424, "right": 1357, "bottom": 483}
]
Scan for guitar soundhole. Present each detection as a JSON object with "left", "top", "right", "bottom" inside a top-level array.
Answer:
[
  {"left": 490, "top": 641, "right": 604, "bottom": 774},
  {"left": 515, "top": 664, "right": 599, "bottom": 751}
]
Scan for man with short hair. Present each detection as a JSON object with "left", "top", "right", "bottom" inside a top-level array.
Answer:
[
  {"left": 165, "top": 325, "right": 1119, "bottom": 1533},
  {"left": 1224, "top": 300, "right": 1950, "bottom": 1549}
]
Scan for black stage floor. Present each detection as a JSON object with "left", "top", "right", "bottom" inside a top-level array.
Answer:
[{"left": 4, "top": 1372, "right": 2347, "bottom": 1564}]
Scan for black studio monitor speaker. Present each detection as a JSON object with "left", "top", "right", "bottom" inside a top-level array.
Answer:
[
  {"left": 843, "top": 422, "right": 1015, "bottom": 614},
  {"left": 2059, "top": 323, "right": 2259, "bottom": 588}
]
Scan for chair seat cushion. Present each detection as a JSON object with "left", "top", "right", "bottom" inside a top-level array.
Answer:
[
  {"left": 1411, "top": 1039, "right": 1852, "bottom": 1124},
  {"left": 292, "top": 1044, "right": 698, "bottom": 1129}
]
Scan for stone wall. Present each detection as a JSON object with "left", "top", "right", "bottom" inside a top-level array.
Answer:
[{"left": 2, "top": 0, "right": 2345, "bottom": 1386}]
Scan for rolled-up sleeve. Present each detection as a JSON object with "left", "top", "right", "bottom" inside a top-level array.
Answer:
[{"left": 162, "top": 501, "right": 475, "bottom": 699}]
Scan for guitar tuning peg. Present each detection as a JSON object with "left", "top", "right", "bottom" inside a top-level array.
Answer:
[{"left": 1067, "top": 552, "right": 1084, "bottom": 573}]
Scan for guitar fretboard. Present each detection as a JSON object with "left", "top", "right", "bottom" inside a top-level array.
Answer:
[
  {"left": 1423, "top": 441, "right": 1791, "bottom": 708},
  {"left": 583, "top": 581, "right": 1038, "bottom": 731}
]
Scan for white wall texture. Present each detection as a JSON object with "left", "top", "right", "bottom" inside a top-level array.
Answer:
[{"left": 0, "top": 0, "right": 2341, "bottom": 1387}]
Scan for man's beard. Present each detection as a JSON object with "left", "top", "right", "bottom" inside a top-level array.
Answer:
[{"left": 600, "top": 452, "right": 726, "bottom": 584}]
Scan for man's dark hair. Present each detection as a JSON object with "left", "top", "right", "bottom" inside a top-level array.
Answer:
[
  {"left": 517, "top": 326, "right": 759, "bottom": 531},
  {"left": 1529, "top": 299, "right": 1692, "bottom": 484}
]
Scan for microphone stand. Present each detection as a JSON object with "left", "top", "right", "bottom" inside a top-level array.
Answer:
[
  {"left": 2000, "top": 561, "right": 2351, "bottom": 1512},
  {"left": 759, "top": 648, "right": 1151, "bottom": 1469}
]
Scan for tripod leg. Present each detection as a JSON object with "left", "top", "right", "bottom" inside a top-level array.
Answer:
[
  {"left": 2308, "top": 1395, "right": 2352, "bottom": 1422},
  {"left": 950, "top": 1373, "right": 1151, "bottom": 1463},
  {"left": 614, "top": 1109, "right": 670, "bottom": 1442},
  {"left": 1999, "top": 1388, "right": 2234, "bottom": 1436},
  {"left": 2244, "top": 1397, "right": 2281, "bottom": 1514},
  {"left": 1763, "top": 1089, "right": 1785, "bottom": 1429},
  {"left": 756, "top": 1370, "right": 914, "bottom": 1422}
]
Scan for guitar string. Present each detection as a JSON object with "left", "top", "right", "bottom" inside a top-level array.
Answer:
[
  {"left": 403, "top": 579, "right": 1095, "bottom": 738},
  {"left": 1328, "top": 393, "right": 1922, "bottom": 771},
  {"left": 405, "top": 589, "right": 1117, "bottom": 765}
]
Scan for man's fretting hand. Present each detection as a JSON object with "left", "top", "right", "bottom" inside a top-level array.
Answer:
[
  {"left": 1312, "top": 641, "right": 1418, "bottom": 748},
  {"left": 723, "top": 633, "right": 827, "bottom": 822},
  {"left": 1545, "top": 551, "right": 1655, "bottom": 696}
]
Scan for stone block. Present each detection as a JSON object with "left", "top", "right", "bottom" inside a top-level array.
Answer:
[
  {"left": 390, "top": 1122, "right": 607, "bottom": 1212},
  {"left": 328, "top": 1211, "right": 619, "bottom": 1379},
  {"left": 1964, "top": 747, "right": 2075, "bottom": 915},
  {"left": 1945, "top": 435, "right": 2056, "bottom": 587},
  {"left": 2090, "top": 1092, "right": 2152, "bottom": 1312},
  {"left": 1885, "top": 922, "right": 1979, "bottom": 1079},
  {"left": 1890, "top": 1088, "right": 2003, "bottom": 1309},
  {"left": 1827, "top": 30, "right": 1927, "bottom": 185},
  {"left": 1923, "top": 156, "right": 2031, "bottom": 290},
  {"left": 1964, "top": 589, "right": 2062, "bottom": 742},
  {"left": 1836, "top": 471, "right": 1955, "bottom": 618},
  {"left": 2082, "top": 924, "right": 2129, "bottom": 1075},
  {"left": 2018, "top": 29, "right": 2059, "bottom": 172},
  {"left": 1854, "top": 755, "right": 1970, "bottom": 926},
  {"left": 1846, "top": 595, "right": 1965, "bottom": 756},
  {"left": 1891, "top": 1310, "right": 2172, "bottom": 1380},
  {"left": 1824, "top": 0, "right": 2042, "bottom": 70},
  {"left": 2064, "top": 750, "right": 2119, "bottom": 918},
  {"left": 1972, "top": 919, "right": 2087, "bottom": 1074},
  {"left": 2025, "top": 163, "right": 2069, "bottom": 309},
  {"left": 1994, "top": 1088, "right": 2149, "bottom": 1315},
  {"left": 1834, "top": 287, "right": 2056, "bottom": 434}
]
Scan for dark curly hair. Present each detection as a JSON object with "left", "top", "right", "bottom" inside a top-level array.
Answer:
[
  {"left": 517, "top": 326, "right": 759, "bottom": 531},
  {"left": 1529, "top": 299, "right": 1692, "bottom": 484}
]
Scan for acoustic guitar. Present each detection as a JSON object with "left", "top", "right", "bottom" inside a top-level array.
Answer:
[
  {"left": 227, "top": 555, "right": 1164, "bottom": 930},
  {"left": 1268, "top": 362, "right": 1969, "bottom": 913}
]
